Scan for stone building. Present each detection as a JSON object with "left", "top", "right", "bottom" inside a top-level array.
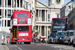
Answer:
[{"left": 36, "top": 0, "right": 64, "bottom": 39}]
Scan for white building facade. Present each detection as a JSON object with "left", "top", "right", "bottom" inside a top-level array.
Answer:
[
  {"left": 0, "top": 0, "right": 32, "bottom": 33},
  {"left": 36, "top": 0, "right": 64, "bottom": 39},
  {"left": 60, "top": 3, "right": 73, "bottom": 18}
]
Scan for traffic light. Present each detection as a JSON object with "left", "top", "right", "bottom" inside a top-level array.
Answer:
[{"left": 71, "top": 0, "right": 75, "bottom": 2}]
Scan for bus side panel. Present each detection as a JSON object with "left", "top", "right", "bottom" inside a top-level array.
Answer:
[{"left": 29, "top": 25, "right": 32, "bottom": 42}]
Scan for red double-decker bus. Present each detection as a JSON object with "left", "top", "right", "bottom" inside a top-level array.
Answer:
[
  {"left": 51, "top": 18, "right": 67, "bottom": 33},
  {"left": 10, "top": 10, "right": 32, "bottom": 44}
]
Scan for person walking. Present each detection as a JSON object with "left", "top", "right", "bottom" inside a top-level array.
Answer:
[
  {"left": 7, "top": 36, "right": 10, "bottom": 44},
  {"left": 1, "top": 35, "right": 4, "bottom": 45},
  {"left": 38, "top": 37, "right": 41, "bottom": 43}
]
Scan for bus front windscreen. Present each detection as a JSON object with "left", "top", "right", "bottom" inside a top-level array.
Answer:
[
  {"left": 70, "top": 32, "right": 74, "bottom": 36},
  {"left": 17, "top": 14, "right": 27, "bottom": 17},
  {"left": 58, "top": 32, "right": 64, "bottom": 36},
  {"left": 18, "top": 26, "right": 29, "bottom": 31},
  {"left": 50, "top": 34, "right": 56, "bottom": 37},
  {"left": 52, "top": 19, "right": 66, "bottom": 31}
]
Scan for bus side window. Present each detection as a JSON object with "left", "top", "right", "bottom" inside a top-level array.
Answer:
[{"left": 67, "top": 32, "right": 69, "bottom": 36}]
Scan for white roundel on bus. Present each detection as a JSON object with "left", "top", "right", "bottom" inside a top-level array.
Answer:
[
  {"left": 13, "top": 18, "right": 17, "bottom": 25},
  {"left": 28, "top": 18, "right": 31, "bottom": 24}
]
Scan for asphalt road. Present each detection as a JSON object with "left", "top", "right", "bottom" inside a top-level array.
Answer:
[{"left": 5, "top": 43, "right": 75, "bottom": 50}]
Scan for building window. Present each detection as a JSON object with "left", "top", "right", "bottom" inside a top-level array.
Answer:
[
  {"left": 17, "top": 0, "right": 19, "bottom": 7},
  {"left": 26, "top": 2, "right": 28, "bottom": 10},
  {"left": 8, "top": 0, "right": 11, "bottom": 7},
  {"left": 0, "top": 0, "right": 1, "bottom": 7},
  {"left": 57, "top": 14, "right": 59, "bottom": 18},
  {"left": 8, "top": 10, "right": 11, "bottom": 18},
  {"left": 48, "top": 0, "right": 50, "bottom": 6},
  {"left": 48, "top": 0, "right": 51, "bottom": 6},
  {"left": 5, "top": 0, "right": 7, "bottom": 7},
  {"left": 7, "top": 20, "right": 10, "bottom": 27},
  {"left": 14, "top": 0, "right": 16, "bottom": 7},
  {"left": 2, "top": 20, "right": 3, "bottom": 27},
  {"left": 48, "top": 31, "right": 49, "bottom": 34},
  {"left": 5, "top": 20, "right": 6, "bottom": 27},
  {"left": 5, "top": 10, "right": 7, "bottom": 18},
  {"left": 20, "top": 0, "right": 22, "bottom": 7},
  {"left": 48, "top": 14, "right": 50, "bottom": 21}
]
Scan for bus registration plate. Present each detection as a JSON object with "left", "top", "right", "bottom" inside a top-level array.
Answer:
[{"left": 22, "top": 38, "right": 25, "bottom": 40}]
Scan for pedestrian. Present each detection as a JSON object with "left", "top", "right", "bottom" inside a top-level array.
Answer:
[
  {"left": 1, "top": 35, "right": 4, "bottom": 45},
  {"left": 7, "top": 36, "right": 10, "bottom": 44},
  {"left": 38, "top": 37, "right": 41, "bottom": 43}
]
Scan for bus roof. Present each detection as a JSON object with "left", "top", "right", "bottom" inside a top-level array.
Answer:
[{"left": 12, "top": 10, "right": 31, "bottom": 18}]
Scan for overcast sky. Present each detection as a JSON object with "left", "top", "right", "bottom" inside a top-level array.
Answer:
[{"left": 38, "top": 0, "right": 71, "bottom": 4}]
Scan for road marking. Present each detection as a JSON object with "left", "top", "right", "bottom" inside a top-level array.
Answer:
[
  {"left": 15, "top": 45, "right": 17, "bottom": 47},
  {"left": 59, "top": 49, "right": 62, "bottom": 50},
  {"left": 4, "top": 45, "right": 9, "bottom": 50},
  {"left": 18, "top": 47, "right": 22, "bottom": 50},
  {"left": 15, "top": 45, "right": 22, "bottom": 50}
]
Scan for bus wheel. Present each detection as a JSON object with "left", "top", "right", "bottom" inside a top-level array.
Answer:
[
  {"left": 27, "top": 42, "right": 31, "bottom": 44},
  {"left": 11, "top": 42, "right": 13, "bottom": 44}
]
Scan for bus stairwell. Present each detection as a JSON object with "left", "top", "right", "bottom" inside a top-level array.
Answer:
[{"left": 13, "top": 26, "right": 17, "bottom": 42}]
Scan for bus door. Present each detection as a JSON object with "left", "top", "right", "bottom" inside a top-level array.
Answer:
[{"left": 13, "top": 26, "right": 17, "bottom": 42}]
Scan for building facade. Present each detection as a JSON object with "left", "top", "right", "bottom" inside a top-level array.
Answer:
[
  {"left": 68, "top": 8, "right": 75, "bottom": 30},
  {"left": 0, "top": 0, "right": 32, "bottom": 33},
  {"left": 36, "top": 0, "right": 64, "bottom": 39},
  {"left": 0, "top": 0, "right": 65, "bottom": 40},
  {"left": 60, "top": 3, "right": 73, "bottom": 18}
]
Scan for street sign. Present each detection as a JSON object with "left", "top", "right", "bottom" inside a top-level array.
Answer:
[
  {"left": 0, "top": 21, "right": 1, "bottom": 24},
  {"left": 71, "top": 0, "right": 75, "bottom": 2}
]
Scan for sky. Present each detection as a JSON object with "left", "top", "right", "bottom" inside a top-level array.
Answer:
[{"left": 38, "top": 0, "right": 71, "bottom": 5}]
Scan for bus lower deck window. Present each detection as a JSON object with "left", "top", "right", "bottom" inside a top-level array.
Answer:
[{"left": 18, "top": 26, "right": 29, "bottom": 31}]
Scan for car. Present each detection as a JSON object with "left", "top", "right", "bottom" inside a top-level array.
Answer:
[
  {"left": 63, "top": 30, "right": 74, "bottom": 45},
  {"left": 72, "top": 35, "right": 75, "bottom": 47},
  {"left": 48, "top": 33, "right": 56, "bottom": 43},
  {"left": 56, "top": 31, "right": 66, "bottom": 43}
]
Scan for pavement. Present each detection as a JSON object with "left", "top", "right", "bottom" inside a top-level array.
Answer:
[{"left": 0, "top": 43, "right": 9, "bottom": 50}]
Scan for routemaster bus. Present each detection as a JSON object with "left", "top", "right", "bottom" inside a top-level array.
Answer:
[
  {"left": 10, "top": 10, "right": 32, "bottom": 44},
  {"left": 51, "top": 18, "right": 67, "bottom": 33}
]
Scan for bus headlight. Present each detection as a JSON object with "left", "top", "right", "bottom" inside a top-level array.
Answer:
[{"left": 60, "top": 38, "right": 62, "bottom": 39}]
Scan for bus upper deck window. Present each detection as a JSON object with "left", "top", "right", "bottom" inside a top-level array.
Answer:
[{"left": 17, "top": 14, "right": 27, "bottom": 17}]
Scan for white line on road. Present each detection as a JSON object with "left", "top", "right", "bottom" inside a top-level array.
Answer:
[
  {"left": 15, "top": 45, "right": 22, "bottom": 50},
  {"left": 18, "top": 47, "right": 22, "bottom": 50},
  {"left": 15, "top": 45, "right": 17, "bottom": 47},
  {"left": 59, "top": 49, "right": 62, "bottom": 50}
]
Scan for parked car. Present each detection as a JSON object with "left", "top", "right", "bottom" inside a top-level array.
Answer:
[
  {"left": 63, "top": 30, "right": 74, "bottom": 45},
  {"left": 48, "top": 33, "right": 56, "bottom": 43},
  {"left": 72, "top": 35, "right": 75, "bottom": 47}
]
